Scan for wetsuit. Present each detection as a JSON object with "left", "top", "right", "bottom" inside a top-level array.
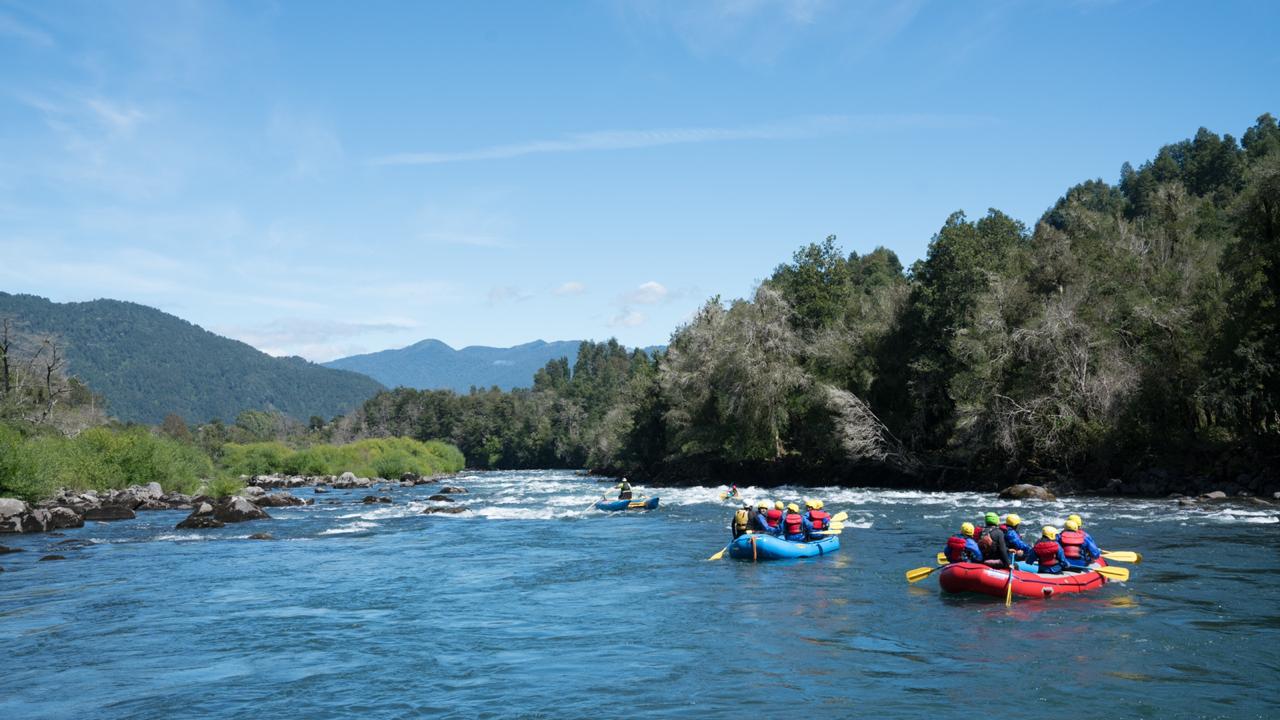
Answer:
[
  {"left": 979, "top": 525, "right": 1013, "bottom": 568},
  {"left": 1001, "top": 523, "right": 1032, "bottom": 557}
]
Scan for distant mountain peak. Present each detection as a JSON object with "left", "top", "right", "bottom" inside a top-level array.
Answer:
[{"left": 324, "top": 339, "right": 586, "bottom": 392}]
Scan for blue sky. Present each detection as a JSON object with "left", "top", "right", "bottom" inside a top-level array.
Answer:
[{"left": 1, "top": 1, "right": 1275, "bottom": 361}]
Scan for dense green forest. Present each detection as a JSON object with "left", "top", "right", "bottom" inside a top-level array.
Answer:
[
  {"left": 0, "top": 294, "right": 385, "bottom": 424},
  {"left": 338, "top": 115, "right": 1280, "bottom": 494}
]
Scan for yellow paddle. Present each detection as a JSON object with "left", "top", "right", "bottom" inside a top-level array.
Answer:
[
  {"left": 1005, "top": 559, "right": 1015, "bottom": 607},
  {"left": 1100, "top": 551, "right": 1142, "bottom": 564},
  {"left": 905, "top": 564, "right": 942, "bottom": 583},
  {"left": 936, "top": 552, "right": 948, "bottom": 565},
  {"left": 708, "top": 542, "right": 732, "bottom": 561},
  {"left": 1091, "top": 565, "right": 1130, "bottom": 582}
]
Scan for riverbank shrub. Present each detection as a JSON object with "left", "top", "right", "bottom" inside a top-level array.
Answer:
[
  {"left": 219, "top": 437, "right": 465, "bottom": 478},
  {"left": 0, "top": 423, "right": 212, "bottom": 502}
]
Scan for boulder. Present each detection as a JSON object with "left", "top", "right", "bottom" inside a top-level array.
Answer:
[
  {"left": 1200, "top": 490, "right": 1228, "bottom": 501},
  {"left": 427, "top": 494, "right": 454, "bottom": 502},
  {"left": 335, "top": 471, "right": 359, "bottom": 488},
  {"left": 254, "top": 492, "right": 306, "bottom": 507},
  {"left": 0, "top": 498, "right": 30, "bottom": 533},
  {"left": 83, "top": 505, "right": 137, "bottom": 522},
  {"left": 160, "top": 492, "right": 193, "bottom": 509},
  {"left": 21, "top": 509, "right": 51, "bottom": 533},
  {"left": 400, "top": 472, "right": 420, "bottom": 483},
  {"left": 313, "top": 486, "right": 329, "bottom": 494},
  {"left": 176, "top": 515, "right": 225, "bottom": 530},
  {"left": 213, "top": 496, "right": 271, "bottom": 523},
  {"left": 39, "top": 554, "right": 66, "bottom": 561},
  {"left": 998, "top": 484, "right": 1057, "bottom": 501},
  {"left": 136, "top": 482, "right": 164, "bottom": 500},
  {"left": 239, "top": 486, "right": 267, "bottom": 500},
  {"left": 47, "top": 507, "right": 84, "bottom": 530},
  {"left": 0, "top": 545, "right": 23, "bottom": 554},
  {"left": 422, "top": 506, "right": 467, "bottom": 514},
  {"left": 438, "top": 486, "right": 468, "bottom": 494},
  {"left": 247, "top": 533, "right": 274, "bottom": 540},
  {"left": 362, "top": 495, "right": 393, "bottom": 504},
  {"left": 192, "top": 501, "right": 215, "bottom": 516}
]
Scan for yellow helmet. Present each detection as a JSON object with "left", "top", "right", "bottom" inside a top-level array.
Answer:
[
  {"left": 1042, "top": 526, "right": 1058, "bottom": 540},
  {"left": 775, "top": 501, "right": 785, "bottom": 510},
  {"left": 1067, "top": 514, "right": 1082, "bottom": 527},
  {"left": 787, "top": 503, "right": 800, "bottom": 512},
  {"left": 757, "top": 500, "right": 770, "bottom": 510},
  {"left": 1064, "top": 518, "right": 1080, "bottom": 531},
  {"left": 804, "top": 499, "right": 818, "bottom": 509},
  {"left": 814, "top": 500, "right": 824, "bottom": 509},
  {"left": 960, "top": 522, "right": 975, "bottom": 536},
  {"left": 1005, "top": 513, "right": 1022, "bottom": 527}
]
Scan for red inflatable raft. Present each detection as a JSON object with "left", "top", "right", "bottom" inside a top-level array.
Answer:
[{"left": 938, "top": 559, "right": 1110, "bottom": 599}]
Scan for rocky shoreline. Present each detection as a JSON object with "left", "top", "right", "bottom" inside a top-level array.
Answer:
[{"left": 0, "top": 471, "right": 467, "bottom": 537}]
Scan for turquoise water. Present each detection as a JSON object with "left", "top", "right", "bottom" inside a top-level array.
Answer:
[{"left": 2, "top": 470, "right": 1279, "bottom": 719}]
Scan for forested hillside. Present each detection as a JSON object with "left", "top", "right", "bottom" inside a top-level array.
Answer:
[
  {"left": 0, "top": 294, "right": 384, "bottom": 424},
  {"left": 338, "top": 115, "right": 1280, "bottom": 495},
  {"left": 325, "top": 339, "right": 586, "bottom": 391}
]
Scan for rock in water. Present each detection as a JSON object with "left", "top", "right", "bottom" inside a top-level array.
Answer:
[
  {"left": 47, "top": 507, "right": 85, "bottom": 530},
  {"left": 422, "top": 506, "right": 467, "bottom": 514},
  {"left": 0, "top": 498, "right": 31, "bottom": 533},
  {"left": 361, "top": 496, "right": 393, "bottom": 504},
  {"left": 998, "top": 484, "right": 1057, "bottom": 501},
  {"left": 39, "top": 554, "right": 66, "bottom": 561},
  {"left": 213, "top": 496, "right": 271, "bottom": 523},
  {"left": 438, "top": 486, "right": 468, "bottom": 494},
  {"left": 247, "top": 533, "right": 274, "bottom": 540},
  {"left": 0, "top": 545, "right": 23, "bottom": 554},
  {"left": 254, "top": 492, "right": 306, "bottom": 507},
  {"left": 176, "top": 516, "right": 225, "bottom": 530},
  {"left": 427, "top": 494, "right": 454, "bottom": 502},
  {"left": 1200, "top": 490, "right": 1228, "bottom": 500},
  {"left": 83, "top": 505, "right": 137, "bottom": 521}
]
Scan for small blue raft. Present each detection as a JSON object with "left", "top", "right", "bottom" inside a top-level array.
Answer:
[
  {"left": 594, "top": 496, "right": 660, "bottom": 511},
  {"left": 728, "top": 533, "right": 840, "bottom": 561}
]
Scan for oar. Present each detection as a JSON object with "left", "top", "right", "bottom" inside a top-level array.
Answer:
[
  {"left": 583, "top": 494, "right": 606, "bottom": 512},
  {"left": 936, "top": 552, "right": 948, "bottom": 565},
  {"left": 1092, "top": 565, "right": 1130, "bottom": 582},
  {"left": 830, "top": 511, "right": 848, "bottom": 523},
  {"left": 1100, "top": 551, "right": 1142, "bottom": 564},
  {"left": 1004, "top": 558, "right": 1015, "bottom": 607},
  {"left": 708, "top": 542, "right": 732, "bottom": 561},
  {"left": 905, "top": 564, "right": 942, "bottom": 583}
]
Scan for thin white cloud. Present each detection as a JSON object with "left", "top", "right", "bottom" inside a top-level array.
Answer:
[
  {"left": 623, "top": 281, "right": 669, "bottom": 305},
  {"left": 85, "top": 98, "right": 148, "bottom": 134},
  {"left": 373, "top": 114, "right": 986, "bottom": 166},
  {"left": 487, "top": 285, "right": 531, "bottom": 306},
  {"left": 610, "top": 310, "right": 648, "bottom": 328},
  {"left": 553, "top": 281, "right": 586, "bottom": 296},
  {"left": 0, "top": 12, "right": 55, "bottom": 48}
]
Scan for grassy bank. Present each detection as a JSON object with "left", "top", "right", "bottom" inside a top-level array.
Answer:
[{"left": 0, "top": 424, "right": 466, "bottom": 503}]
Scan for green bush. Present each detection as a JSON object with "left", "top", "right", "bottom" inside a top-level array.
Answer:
[
  {"left": 218, "top": 442, "right": 293, "bottom": 477},
  {"left": 201, "top": 475, "right": 244, "bottom": 499},
  {"left": 216, "top": 437, "right": 466, "bottom": 478},
  {"left": 0, "top": 423, "right": 213, "bottom": 502}
]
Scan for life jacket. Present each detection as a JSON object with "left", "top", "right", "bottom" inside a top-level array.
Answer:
[
  {"left": 999, "top": 523, "right": 1012, "bottom": 533},
  {"left": 1033, "top": 540, "right": 1061, "bottom": 568},
  {"left": 732, "top": 509, "right": 750, "bottom": 535},
  {"left": 783, "top": 512, "right": 804, "bottom": 537},
  {"left": 765, "top": 508, "right": 783, "bottom": 529},
  {"left": 945, "top": 535, "right": 971, "bottom": 562},
  {"left": 808, "top": 510, "right": 830, "bottom": 530},
  {"left": 1059, "top": 530, "right": 1085, "bottom": 559}
]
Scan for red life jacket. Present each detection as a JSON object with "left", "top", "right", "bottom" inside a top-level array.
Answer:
[
  {"left": 765, "top": 508, "right": 783, "bottom": 529},
  {"left": 784, "top": 512, "right": 804, "bottom": 536},
  {"left": 945, "top": 535, "right": 971, "bottom": 562},
  {"left": 808, "top": 510, "right": 830, "bottom": 530},
  {"left": 1033, "top": 540, "right": 1061, "bottom": 568},
  {"left": 1059, "top": 530, "right": 1085, "bottom": 559}
]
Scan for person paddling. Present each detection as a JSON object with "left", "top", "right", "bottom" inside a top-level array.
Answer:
[
  {"left": 617, "top": 478, "right": 633, "bottom": 500},
  {"left": 977, "top": 512, "right": 1013, "bottom": 568},
  {"left": 1059, "top": 517, "right": 1101, "bottom": 568},
  {"left": 1066, "top": 514, "right": 1103, "bottom": 553},
  {"left": 944, "top": 522, "right": 984, "bottom": 563},
  {"left": 782, "top": 503, "right": 813, "bottom": 542},
  {"left": 1028, "top": 526, "right": 1067, "bottom": 574},
  {"left": 1001, "top": 513, "right": 1032, "bottom": 560},
  {"left": 731, "top": 502, "right": 753, "bottom": 538},
  {"left": 804, "top": 499, "right": 831, "bottom": 532}
]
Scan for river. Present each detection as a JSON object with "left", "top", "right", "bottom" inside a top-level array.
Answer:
[{"left": 2, "top": 470, "right": 1278, "bottom": 719}]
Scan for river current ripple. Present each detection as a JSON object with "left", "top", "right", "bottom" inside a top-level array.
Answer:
[{"left": 2, "top": 470, "right": 1278, "bottom": 719}]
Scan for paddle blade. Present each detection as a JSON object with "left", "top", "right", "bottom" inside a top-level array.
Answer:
[
  {"left": 1101, "top": 551, "right": 1142, "bottom": 564},
  {"left": 814, "top": 529, "right": 841, "bottom": 535},
  {"left": 830, "top": 511, "right": 849, "bottom": 523},
  {"left": 936, "top": 552, "right": 948, "bottom": 565},
  {"left": 905, "top": 565, "right": 938, "bottom": 583},
  {"left": 708, "top": 544, "right": 730, "bottom": 561},
  {"left": 1005, "top": 569, "right": 1014, "bottom": 607},
  {"left": 1094, "top": 565, "right": 1130, "bottom": 582},
  {"left": 826, "top": 521, "right": 845, "bottom": 531}
]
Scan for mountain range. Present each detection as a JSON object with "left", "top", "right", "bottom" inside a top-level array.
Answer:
[
  {"left": 323, "top": 339, "right": 586, "bottom": 392},
  {"left": 0, "top": 293, "right": 385, "bottom": 424}
]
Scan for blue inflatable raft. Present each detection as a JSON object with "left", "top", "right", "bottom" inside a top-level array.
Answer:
[
  {"left": 594, "top": 496, "right": 660, "bottom": 511},
  {"left": 728, "top": 532, "right": 840, "bottom": 560}
]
